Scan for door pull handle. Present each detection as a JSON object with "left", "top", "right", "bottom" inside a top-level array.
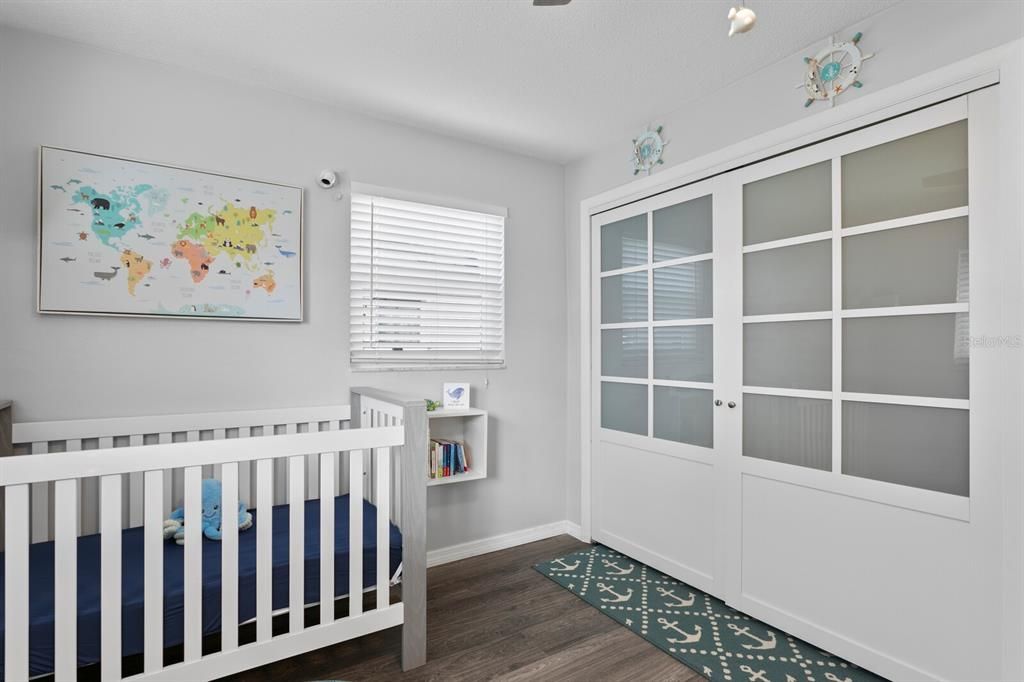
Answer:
[
  {"left": 714, "top": 399, "right": 723, "bottom": 407},
  {"left": 727, "top": 401, "right": 736, "bottom": 408}
]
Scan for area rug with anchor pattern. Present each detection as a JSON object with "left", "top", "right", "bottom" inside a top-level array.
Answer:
[{"left": 535, "top": 545, "right": 887, "bottom": 682}]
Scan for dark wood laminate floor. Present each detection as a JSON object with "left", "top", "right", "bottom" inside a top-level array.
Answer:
[{"left": 218, "top": 535, "right": 703, "bottom": 682}]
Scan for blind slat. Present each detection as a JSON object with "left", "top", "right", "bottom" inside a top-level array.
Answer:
[{"left": 351, "top": 193, "right": 505, "bottom": 367}]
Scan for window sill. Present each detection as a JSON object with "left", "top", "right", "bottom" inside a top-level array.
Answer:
[{"left": 350, "top": 364, "right": 507, "bottom": 373}]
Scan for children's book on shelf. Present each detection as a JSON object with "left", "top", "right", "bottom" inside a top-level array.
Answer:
[{"left": 429, "top": 438, "right": 471, "bottom": 479}]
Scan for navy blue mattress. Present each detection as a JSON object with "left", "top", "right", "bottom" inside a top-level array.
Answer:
[{"left": 0, "top": 495, "right": 402, "bottom": 678}]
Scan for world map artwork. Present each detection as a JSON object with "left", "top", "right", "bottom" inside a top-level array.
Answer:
[{"left": 39, "top": 148, "right": 302, "bottom": 320}]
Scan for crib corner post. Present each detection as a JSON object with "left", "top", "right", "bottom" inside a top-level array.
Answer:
[
  {"left": 399, "top": 399, "right": 427, "bottom": 671},
  {"left": 349, "top": 390, "right": 362, "bottom": 429}
]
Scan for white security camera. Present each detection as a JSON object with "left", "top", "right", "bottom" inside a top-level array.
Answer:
[{"left": 318, "top": 170, "right": 338, "bottom": 189}]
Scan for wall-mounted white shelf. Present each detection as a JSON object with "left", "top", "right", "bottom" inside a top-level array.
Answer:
[{"left": 427, "top": 408, "right": 488, "bottom": 487}]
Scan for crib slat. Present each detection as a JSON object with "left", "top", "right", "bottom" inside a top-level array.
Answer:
[
  {"left": 129, "top": 435, "right": 144, "bottom": 527},
  {"left": 256, "top": 458, "right": 274, "bottom": 642},
  {"left": 30, "top": 441, "right": 50, "bottom": 542},
  {"left": 264, "top": 421, "right": 276, "bottom": 507},
  {"left": 100, "top": 474, "right": 122, "bottom": 680},
  {"left": 158, "top": 433, "right": 173, "bottom": 517},
  {"left": 288, "top": 455, "right": 305, "bottom": 633},
  {"left": 143, "top": 469, "right": 164, "bottom": 673},
  {"left": 238, "top": 426, "right": 252, "bottom": 508},
  {"left": 337, "top": 430, "right": 348, "bottom": 497},
  {"left": 221, "top": 461, "right": 240, "bottom": 652},
  {"left": 305, "top": 423, "right": 319, "bottom": 499},
  {"left": 319, "top": 452, "right": 336, "bottom": 625},
  {"left": 174, "top": 431, "right": 198, "bottom": 516},
  {"left": 183, "top": 466, "right": 202, "bottom": 662},
  {"left": 4, "top": 484, "right": 30, "bottom": 682},
  {"left": 54, "top": 478, "right": 78, "bottom": 680},
  {"left": 211, "top": 428, "right": 226, "bottom": 481},
  {"left": 393, "top": 452, "right": 402, "bottom": 526},
  {"left": 349, "top": 450, "right": 363, "bottom": 617},
  {"left": 88, "top": 437, "right": 114, "bottom": 539},
  {"left": 306, "top": 451, "right": 318, "bottom": 502},
  {"left": 276, "top": 424, "right": 295, "bottom": 504},
  {"left": 375, "top": 447, "right": 391, "bottom": 608},
  {"left": 67, "top": 439, "right": 83, "bottom": 536}
]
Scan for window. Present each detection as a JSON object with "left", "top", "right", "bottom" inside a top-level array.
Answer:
[{"left": 350, "top": 189, "right": 506, "bottom": 369}]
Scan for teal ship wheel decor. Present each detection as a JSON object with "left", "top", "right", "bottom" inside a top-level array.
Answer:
[
  {"left": 631, "top": 125, "right": 668, "bottom": 176},
  {"left": 800, "top": 32, "right": 875, "bottom": 108}
]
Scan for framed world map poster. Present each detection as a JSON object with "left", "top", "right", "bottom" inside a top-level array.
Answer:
[{"left": 38, "top": 147, "right": 303, "bottom": 321}]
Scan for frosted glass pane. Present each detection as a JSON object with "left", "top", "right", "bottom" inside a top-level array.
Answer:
[
  {"left": 744, "top": 320, "right": 831, "bottom": 390},
  {"left": 843, "top": 120, "right": 968, "bottom": 227},
  {"left": 602, "top": 382, "right": 647, "bottom": 435},
  {"left": 743, "top": 394, "right": 831, "bottom": 470},
  {"left": 843, "top": 401, "right": 968, "bottom": 496},
  {"left": 602, "top": 328, "right": 648, "bottom": 379},
  {"left": 601, "top": 214, "right": 647, "bottom": 271},
  {"left": 653, "top": 195, "right": 712, "bottom": 261},
  {"left": 601, "top": 271, "right": 648, "bottom": 323},
  {"left": 654, "top": 325, "right": 712, "bottom": 382},
  {"left": 653, "top": 260, "right": 713, "bottom": 320},
  {"left": 844, "top": 314, "right": 968, "bottom": 399},
  {"left": 744, "top": 240, "right": 831, "bottom": 315},
  {"left": 843, "top": 217, "right": 968, "bottom": 309},
  {"left": 744, "top": 161, "right": 831, "bottom": 245},
  {"left": 654, "top": 386, "right": 713, "bottom": 447}
]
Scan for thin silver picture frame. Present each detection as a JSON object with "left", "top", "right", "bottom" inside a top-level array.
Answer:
[{"left": 37, "top": 145, "right": 305, "bottom": 322}]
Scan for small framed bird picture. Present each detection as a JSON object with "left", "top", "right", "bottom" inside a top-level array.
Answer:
[{"left": 442, "top": 382, "right": 470, "bottom": 410}]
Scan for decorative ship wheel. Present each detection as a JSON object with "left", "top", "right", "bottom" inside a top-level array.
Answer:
[
  {"left": 800, "top": 32, "right": 875, "bottom": 107},
  {"left": 632, "top": 125, "right": 668, "bottom": 176}
]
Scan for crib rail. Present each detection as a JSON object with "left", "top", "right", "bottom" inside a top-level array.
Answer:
[
  {"left": 0, "top": 391, "right": 428, "bottom": 680},
  {"left": 10, "top": 405, "right": 354, "bottom": 545},
  {"left": 1, "top": 429, "right": 400, "bottom": 485}
]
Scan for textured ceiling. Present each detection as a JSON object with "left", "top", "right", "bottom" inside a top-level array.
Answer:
[{"left": 0, "top": 0, "right": 900, "bottom": 162}]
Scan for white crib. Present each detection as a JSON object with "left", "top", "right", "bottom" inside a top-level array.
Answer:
[{"left": 0, "top": 387, "right": 427, "bottom": 681}]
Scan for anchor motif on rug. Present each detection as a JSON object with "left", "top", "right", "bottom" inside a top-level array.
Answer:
[
  {"left": 549, "top": 557, "right": 580, "bottom": 572},
  {"left": 739, "top": 664, "right": 770, "bottom": 682},
  {"left": 728, "top": 622, "right": 777, "bottom": 650},
  {"left": 601, "top": 558, "right": 635, "bottom": 575},
  {"left": 656, "top": 586, "right": 695, "bottom": 607},
  {"left": 657, "top": 617, "right": 702, "bottom": 643},
  {"left": 596, "top": 582, "right": 633, "bottom": 603},
  {"left": 825, "top": 674, "right": 854, "bottom": 682}
]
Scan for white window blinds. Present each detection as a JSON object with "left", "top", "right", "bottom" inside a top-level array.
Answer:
[{"left": 350, "top": 192, "right": 506, "bottom": 369}]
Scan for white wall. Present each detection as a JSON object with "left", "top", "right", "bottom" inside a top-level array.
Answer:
[
  {"left": 562, "top": 0, "right": 1024, "bottom": 526},
  {"left": 0, "top": 26, "right": 568, "bottom": 552}
]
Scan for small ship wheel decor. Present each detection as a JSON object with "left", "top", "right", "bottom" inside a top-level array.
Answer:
[
  {"left": 632, "top": 125, "right": 668, "bottom": 176},
  {"left": 800, "top": 32, "right": 875, "bottom": 107}
]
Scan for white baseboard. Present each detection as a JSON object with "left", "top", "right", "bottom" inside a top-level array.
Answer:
[
  {"left": 564, "top": 521, "right": 584, "bottom": 542},
  {"left": 426, "top": 520, "right": 585, "bottom": 568}
]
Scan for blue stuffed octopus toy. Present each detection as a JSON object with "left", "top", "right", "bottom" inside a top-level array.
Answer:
[{"left": 162, "top": 479, "right": 253, "bottom": 544}]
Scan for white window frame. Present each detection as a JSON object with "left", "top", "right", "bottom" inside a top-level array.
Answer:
[{"left": 349, "top": 182, "right": 507, "bottom": 372}]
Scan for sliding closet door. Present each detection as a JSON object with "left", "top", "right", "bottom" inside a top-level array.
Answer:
[
  {"left": 591, "top": 177, "right": 726, "bottom": 592},
  {"left": 724, "top": 92, "right": 1003, "bottom": 681}
]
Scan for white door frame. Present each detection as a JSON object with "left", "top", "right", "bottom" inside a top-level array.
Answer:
[{"left": 577, "top": 40, "right": 1023, "bottom": 681}]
